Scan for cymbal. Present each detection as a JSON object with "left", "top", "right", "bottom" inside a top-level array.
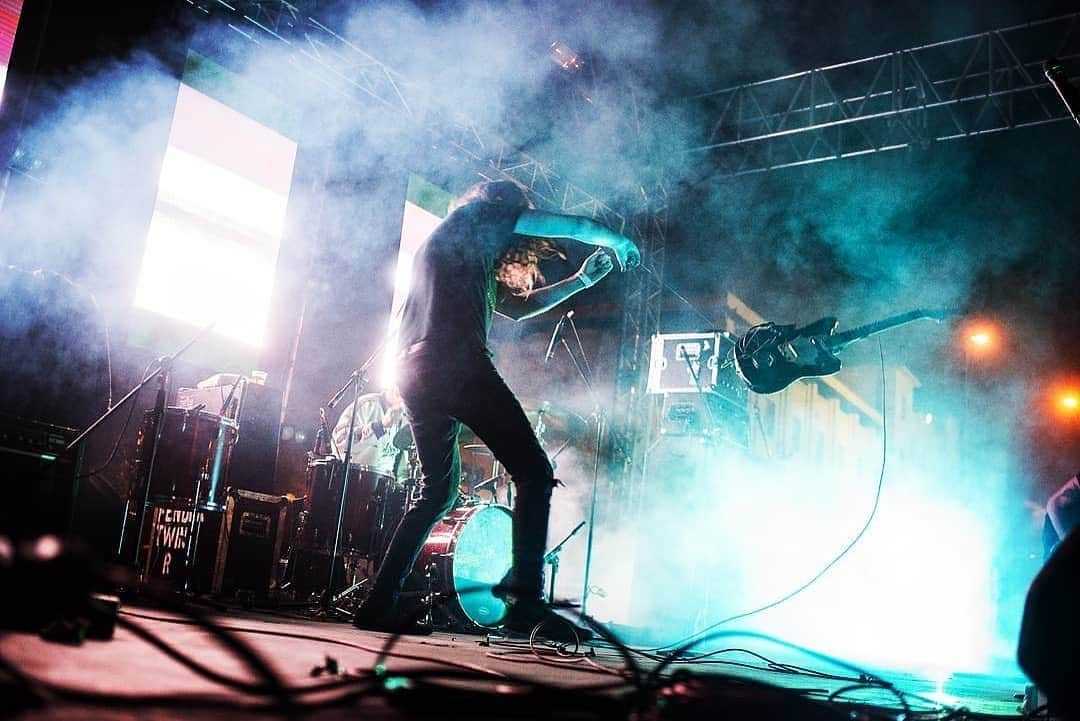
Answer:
[
  {"left": 520, "top": 400, "right": 589, "bottom": 440},
  {"left": 454, "top": 400, "right": 589, "bottom": 446}
]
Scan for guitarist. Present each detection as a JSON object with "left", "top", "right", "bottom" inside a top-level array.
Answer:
[{"left": 352, "top": 180, "right": 639, "bottom": 640}]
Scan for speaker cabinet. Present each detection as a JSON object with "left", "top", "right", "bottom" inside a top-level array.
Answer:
[
  {"left": 212, "top": 489, "right": 292, "bottom": 601},
  {"left": 0, "top": 414, "right": 83, "bottom": 542}
]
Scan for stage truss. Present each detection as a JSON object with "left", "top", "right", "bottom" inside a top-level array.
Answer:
[
  {"left": 179, "top": 1, "right": 1078, "bottom": 520},
  {"left": 686, "top": 12, "right": 1080, "bottom": 177},
  {"left": 180, "top": 0, "right": 669, "bottom": 507}
]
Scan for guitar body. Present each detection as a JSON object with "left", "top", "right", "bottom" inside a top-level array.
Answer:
[
  {"left": 732, "top": 307, "right": 954, "bottom": 395},
  {"left": 733, "top": 317, "right": 843, "bottom": 394}
]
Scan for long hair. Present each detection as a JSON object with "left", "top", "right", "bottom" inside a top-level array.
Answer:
[
  {"left": 496, "top": 236, "right": 565, "bottom": 296},
  {"left": 451, "top": 180, "right": 565, "bottom": 296},
  {"left": 449, "top": 179, "right": 532, "bottom": 212}
]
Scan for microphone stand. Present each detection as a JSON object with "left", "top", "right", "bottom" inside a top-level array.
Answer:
[
  {"left": 321, "top": 341, "right": 384, "bottom": 612},
  {"left": 544, "top": 520, "right": 586, "bottom": 604},
  {"left": 64, "top": 322, "right": 214, "bottom": 573},
  {"left": 552, "top": 315, "right": 605, "bottom": 615}
]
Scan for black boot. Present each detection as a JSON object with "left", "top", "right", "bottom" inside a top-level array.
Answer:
[
  {"left": 351, "top": 587, "right": 399, "bottom": 632},
  {"left": 501, "top": 597, "right": 594, "bottom": 643},
  {"left": 495, "top": 478, "right": 593, "bottom": 643}
]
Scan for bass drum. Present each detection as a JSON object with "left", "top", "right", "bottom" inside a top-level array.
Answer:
[
  {"left": 302, "top": 457, "right": 395, "bottom": 557},
  {"left": 415, "top": 504, "right": 512, "bottom": 630}
]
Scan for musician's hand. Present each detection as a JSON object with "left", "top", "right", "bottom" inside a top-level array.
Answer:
[
  {"left": 577, "top": 249, "right": 614, "bottom": 288},
  {"left": 612, "top": 237, "right": 640, "bottom": 271}
]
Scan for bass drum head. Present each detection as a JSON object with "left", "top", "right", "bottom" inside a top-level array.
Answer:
[{"left": 449, "top": 505, "right": 512, "bottom": 628}]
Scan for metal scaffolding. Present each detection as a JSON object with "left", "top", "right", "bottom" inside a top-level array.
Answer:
[
  {"left": 609, "top": 180, "right": 667, "bottom": 523},
  {"left": 178, "top": 2, "right": 1078, "bottom": 520},
  {"left": 687, "top": 12, "right": 1080, "bottom": 177},
  {"left": 185, "top": 0, "right": 416, "bottom": 117},
  {"left": 182, "top": 0, "right": 669, "bottom": 500}
]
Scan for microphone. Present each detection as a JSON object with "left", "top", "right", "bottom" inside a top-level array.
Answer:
[
  {"left": 545, "top": 310, "right": 573, "bottom": 363},
  {"left": 1044, "top": 58, "right": 1080, "bottom": 128}
]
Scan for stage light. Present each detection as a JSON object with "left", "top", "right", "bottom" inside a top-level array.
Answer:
[
  {"left": 957, "top": 318, "right": 1004, "bottom": 369},
  {"left": 964, "top": 323, "right": 999, "bottom": 354},
  {"left": 1057, "top": 391, "right": 1080, "bottom": 418},
  {"left": 1045, "top": 379, "right": 1080, "bottom": 425},
  {"left": 549, "top": 41, "right": 584, "bottom": 72}
]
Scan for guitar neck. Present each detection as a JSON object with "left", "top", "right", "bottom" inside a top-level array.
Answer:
[{"left": 827, "top": 309, "right": 946, "bottom": 352}]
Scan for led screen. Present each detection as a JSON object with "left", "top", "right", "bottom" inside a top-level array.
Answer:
[
  {"left": 134, "top": 81, "right": 297, "bottom": 348},
  {"left": 0, "top": 0, "right": 25, "bottom": 105}
]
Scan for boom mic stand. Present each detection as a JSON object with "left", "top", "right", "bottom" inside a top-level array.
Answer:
[
  {"left": 551, "top": 313, "right": 605, "bottom": 616},
  {"left": 320, "top": 340, "right": 385, "bottom": 613},
  {"left": 65, "top": 322, "right": 215, "bottom": 574},
  {"left": 544, "top": 520, "right": 586, "bottom": 604}
]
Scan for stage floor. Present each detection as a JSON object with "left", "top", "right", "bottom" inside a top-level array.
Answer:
[{"left": 0, "top": 603, "right": 1028, "bottom": 720}]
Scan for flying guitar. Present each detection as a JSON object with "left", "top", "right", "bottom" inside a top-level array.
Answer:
[{"left": 732, "top": 308, "right": 954, "bottom": 394}]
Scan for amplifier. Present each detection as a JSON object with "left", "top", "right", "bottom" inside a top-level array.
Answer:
[
  {"left": 659, "top": 392, "right": 749, "bottom": 448},
  {"left": 212, "top": 489, "right": 293, "bottom": 601},
  {"left": 0, "top": 414, "right": 83, "bottom": 540}
]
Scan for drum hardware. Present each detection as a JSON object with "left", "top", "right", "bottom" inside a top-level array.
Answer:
[
  {"left": 63, "top": 322, "right": 214, "bottom": 585},
  {"left": 519, "top": 401, "right": 589, "bottom": 443},
  {"left": 326, "top": 555, "right": 370, "bottom": 610},
  {"left": 471, "top": 472, "right": 509, "bottom": 507}
]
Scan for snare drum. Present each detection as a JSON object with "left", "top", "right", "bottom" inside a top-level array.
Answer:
[
  {"left": 414, "top": 504, "right": 512, "bottom": 629},
  {"left": 132, "top": 407, "right": 237, "bottom": 507},
  {"left": 303, "top": 457, "right": 395, "bottom": 556}
]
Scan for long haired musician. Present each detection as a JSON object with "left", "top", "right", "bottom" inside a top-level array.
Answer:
[{"left": 352, "top": 179, "right": 639, "bottom": 640}]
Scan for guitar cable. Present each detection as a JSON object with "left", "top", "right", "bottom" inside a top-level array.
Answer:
[{"left": 651, "top": 339, "right": 891, "bottom": 655}]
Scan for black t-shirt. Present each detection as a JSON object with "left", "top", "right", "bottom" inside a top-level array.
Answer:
[{"left": 398, "top": 200, "right": 525, "bottom": 355}]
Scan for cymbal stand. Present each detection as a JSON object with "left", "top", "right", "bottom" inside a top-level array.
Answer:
[{"left": 551, "top": 314, "right": 604, "bottom": 615}]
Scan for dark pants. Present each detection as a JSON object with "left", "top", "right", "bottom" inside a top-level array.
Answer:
[{"left": 364, "top": 348, "right": 555, "bottom": 610}]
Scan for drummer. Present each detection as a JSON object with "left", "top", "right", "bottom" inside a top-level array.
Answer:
[{"left": 330, "top": 387, "right": 410, "bottom": 481}]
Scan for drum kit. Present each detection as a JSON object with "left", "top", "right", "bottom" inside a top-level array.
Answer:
[
  {"left": 115, "top": 355, "right": 591, "bottom": 631},
  {"left": 287, "top": 399, "right": 589, "bottom": 631}
]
